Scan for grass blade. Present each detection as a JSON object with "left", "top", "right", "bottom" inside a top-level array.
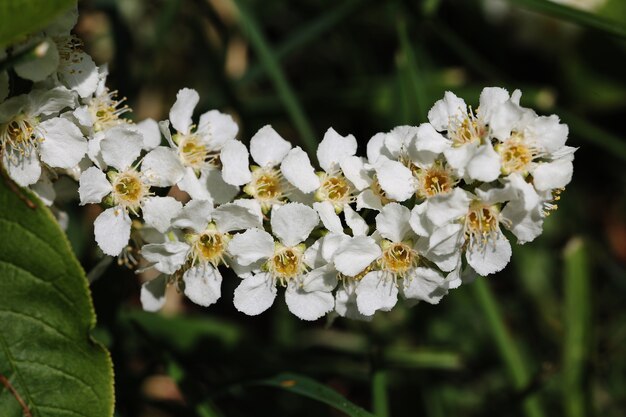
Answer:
[
  {"left": 507, "top": 0, "right": 626, "bottom": 38},
  {"left": 371, "top": 370, "right": 389, "bottom": 417},
  {"left": 562, "top": 238, "right": 591, "bottom": 417},
  {"left": 232, "top": 0, "right": 317, "bottom": 154},
  {"left": 252, "top": 372, "right": 376, "bottom": 417},
  {"left": 472, "top": 278, "right": 546, "bottom": 417}
]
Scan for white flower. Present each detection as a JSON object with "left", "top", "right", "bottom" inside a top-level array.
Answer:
[
  {"left": 1, "top": 87, "right": 86, "bottom": 186},
  {"left": 230, "top": 203, "right": 335, "bottom": 320},
  {"left": 140, "top": 199, "right": 263, "bottom": 310}
]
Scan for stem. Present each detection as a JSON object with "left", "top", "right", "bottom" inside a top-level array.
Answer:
[{"left": 0, "top": 374, "right": 32, "bottom": 417}]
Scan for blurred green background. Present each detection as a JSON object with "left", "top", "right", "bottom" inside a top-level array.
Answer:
[{"left": 67, "top": 0, "right": 626, "bottom": 416}]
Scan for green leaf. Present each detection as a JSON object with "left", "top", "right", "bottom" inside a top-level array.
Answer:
[
  {"left": 507, "top": 0, "right": 626, "bottom": 38},
  {"left": 0, "top": 180, "right": 114, "bottom": 417},
  {"left": 252, "top": 373, "right": 376, "bottom": 417},
  {"left": 0, "top": 0, "right": 77, "bottom": 48}
]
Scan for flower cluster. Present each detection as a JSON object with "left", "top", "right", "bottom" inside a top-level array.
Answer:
[{"left": 1, "top": 9, "right": 575, "bottom": 321}]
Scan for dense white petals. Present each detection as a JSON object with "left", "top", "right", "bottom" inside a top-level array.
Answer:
[
  {"left": 487, "top": 100, "right": 526, "bottom": 140},
  {"left": 409, "top": 202, "right": 429, "bottom": 237},
  {"left": 203, "top": 169, "right": 240, "bottom": 204},
  {"left": 335, "top": 284, "right": 372, "bottom": 321},
  {"left": 356, "top": 189, "right": 383, "bottom": 211},
  {"left": 376, "top": 203, "right": 411, "bottom": 242},
  {"left": 285, "top": 284, "right": 334, "bottom": 321},
  {"left": 178, "top": 168, "right": 212, "bottom": 201},
  {"left": 38, "top": 117, "right": 86, "bottom": 168},
  {"left": 340, "top": 156, "right": 372, "bottom": 191},
  {"left": 314, "top": 201, "right": 343, "bottom": 235},
  {"left": 142, "top": 196, "right": 183, "bottom": 233},
  {"left": 79, "top": 166, "right": 112, "bottom": 205},
  {"left": 444, "top": 144, "right": 476, "bottom": 177},
  {"left": 140, "top": 275, "right": 168, "bottom": 312},
  {"left": 233, "top": 272, "right": 277, "bottom": 315},
  {"left": 425, "top": 188, "right": 471, "bottom": 227},
  {"left": 100, "top": 125, "right": 143, "bottom": 170},
  {"left": 385, "top": 125, "right": 417, "bottom": 157},
  {"left": 375, "top": 158, "right": 414, "bottom": 202},
  {"left": 334, "top": 236, "right": 381, "bottom": 277},
  {"left": 477, "top": 87, "right": 510, "bottom": 125},
  {"left": 172, "top": 200, "right": 214, "bottom": 232},
  {"left": 356, "top": 272, "right": 398, "bottom": 316},
  {"left": 228, "top": 229, "right": 275, "bottom": 265},
  {"left": 183, "top": 265, "right": 222, "bottom": 307},
  {"left": 366, "top": 132, "right": 388, "bottom": 164},
  {"left": 466, "top": 142, "right": 501, "bottom": 182},
  {"left": 466, "top": 231, "right": 512, "bottom": 276},
  {"left": 169, "top": 88, "right": 198, "bottom": 134},
  {"left": 250, "top": 125, "right": 292, "bottom": 167},
  {"left": 4, "top": 150, "right": 41, "bottom": 187},
  {"left": 281, "top": 146, "right": 320, "bottom": 193},
  {"left": 533, "top": 159, "right": 573, "bottom": 192},
  {"left": 141, "top": 241, "right": 189, "bottom": 274},
  {"left": 141, "top": 146, "right": 185, "bottom": 187},
  {"left": 221, "top": 140, "right": 251, "bottom": 186},
  {"left": 401, "top": 267, "right": 448, "bottom": 304},
  {"left": 428, "top": 91, "right": 466, "bottom": 131},
  {"left": 198, "top": 110, "right": 238, "bottom": 149},
  {"left": 29, "top": 86, "right": 76, "bottom": 116},
  {"left": 213, "top": 199, "right": 263, "bottom": 232},
  {"left": 94, "top": 206, "right": 132, "bottom": 256},
  {"left": 415, "top": 123, "right": 449, "bottom": 154},
  {"left": 426, "top": 223, "right": 464, "bottom": 257},
  {"left": 317, "top": 127, "right": 357, "bottom": 172},
  {"left": 302, "top": 265, "right": 338, "bottom": 292},
  {"left": 59, "top": 50, "right": 99, "bottom": 98},
  {"left": 529, "top": 115, "right": 568, "bottom": 153},
  {"left": 271, "top": 203, "right": 319, "bottom": 246}
]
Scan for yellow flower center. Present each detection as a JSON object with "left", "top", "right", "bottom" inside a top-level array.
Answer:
[
  {"left": 244, "top": 166, "right": 286, "bottom": 211},
  {"left": 89, "top": 89, "right": 130, "bottom": 132},
  {"left": 464, "top": 201, "right": 499, "bottom": 248},
  {"left": 497, "top": 133, "right": 537, "bottom": 175},
  {"left": 449, "top": 112, "right": 485, "bottom": 147},
  {"left": 111, "top": 170, "right": 149, "bottom": 212},
  {"left": 315, "top": 172, "right": 354, "bottom": 212},
  {"left": 191, "top": 226, "right": 230, "bottom": 266},
  {"left": 177, "top": 134, "right": 218, "bottom": 170},
  {"left": 0, "top": 117, "right": 40, "bottom": 162},
  {"left": 414, "top": 162, "right": 456, "bottom": 199},
  {"left": 379, "top": 240, "right": 418, "bottom": 278},
  {"left": 267, "top": 244, "right": 306, "bottom": 286}
]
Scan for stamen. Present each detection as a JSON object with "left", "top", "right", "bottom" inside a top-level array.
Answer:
[
  {"left": 414, "top": 161, "right": 457, "bottom": 199},
  {"left": 0, "top": 117, "right": 41, "bottom": 163},
  {"left": 379, "top": 240, "right": 418, "bottom": 279},
  {"left": 265, "top": 243, "right": 307, "bottom": 287},
  {"left": 110, "top": 169, "right": 150, "bottom": 213},
  {"left": 244, "top": 166, "right": 288, "bottom": 211},
  {"left": 315, "top": 171, "right": 355, "bottom": 212},
  {"left": 464, "top": 201, "right": 500, "bottom": 250}
]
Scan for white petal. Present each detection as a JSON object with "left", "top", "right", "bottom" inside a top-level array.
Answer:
[
  {"left": 302, "top": 264, "right": 338, "bottom": 292},
  {"left": 271, "top": 202, "right": 319, "bottom": 246},
  {"left": 233, "top": 272, "right": 276, "bottom": 315},
  {"left": 202, "top": 168, "right": 240, "bottom": 205},
  {"left": 304, "top": 238, "right": 325, "bottom": 268},
  {"left": 228, "top": 228, "right": 275, "bottom": 265},
  {"left": 285, "top": 284, "right": 334, "bottom": 321},
  {"left": 213, "top": 199, "right": 263, "bottom": 232},
  {"left": 356, "top": 189, "right": 383, "bottom": 211},
  {"left": 78, "top": 166, "right": 112, "bottom": 205},
  {"left": 28, "top": 86, "right": 75, "bottom": 116},
  {"left": 4, "top": 150, "right": 41, "bottom": 187},
  {"left": 466, "top": 231, "right": 512, "bottom": 276},
  {"left": 466, "top": 142, "right": 501, "bottom": 182},
  {"left": 320, "top": 233, "right": 351, "bottom": 263},
  {"left": 532, "top": 160, "right": 573, "bottom": 191},
  {"left": 141, "top": 146, "right": 185, "bottom": 187},
  {"left": 135, "top": 118, "right": 162, "bottom": 150},
  {"left": 335, "top": 285, "right": 373, "bottom": 321},
  {"left": 250, "top": 125, "right": 292, "bottom": 167},
  {"left": 220, "top": 140, "right": 251, "bottom": 186},
  {"left": 340, "top": 156, "right": 372, "bottom": 191},
  {"left": 140, "top": 275, "right": 168, "bottom": 312},
  {"left": 100, "top": 125, "right": 143, "bottom": 170},
  {"left": 343, "top": 204, "right": 369, "bottom": 236},
  {"left": 15, "top": 38, "right": 59, "bottom": 82},
  {"left": 477, "top": 87, "right": 510, "bottom": 125},
  {"left": 313, "top": 201, "right": 343, "bottom": 235},
  {"left": 401, "top": 267, "right": 448, "bottom": 304},
  {"left": 198, "top": 110, "right": 238, "bottom": 150},
  {"left": 142, "top": 196, "right": 183, "bottom": 233},
  {"left": 141, "top": 241, "right": 189, "bottom": 274},
  {"left": 376, "top": 203, "right": 411, "bottom": 242},
  {"left": 488, "top": 100, "right": 527, "bottom": 141},
  {"left": 59, "top": 50, "right": 99, "bottom": 98},
  {"left": 375, "top": 158, "right": 415, "bottom": 202},
  {"left": 356, "top": 272, "right": 398, "bottom": 316},
  {"left": 169, "top": 88, "right": 198, "bottom": 134},
  {"left": 409, "top": 202, "right": 430, "bottom": 237},
  {"left": 30, "top": 175, "right": 56, "bottom": 206},
  {"left": 443, "top": 144, "right": 475, "bottom": 177},
  {"left": 178, "top": 168, "right": 212, "bottom": 201},
  {"left": 280, "top": 146, "right": 320, "bottom": 193},
  {"left": 94, "top": 206, "right": 131, "bottom": 256},
  {"left": 528, "top": 115, "right": 568, "bottom": 153},
  {"left": 415, "top": 123, "right": 450, "bottom": 154},
  {"left": 428, "top": 91, "right": 467, "bottom": 131},
  {"left": 426, "top": 222, "right": 464, "bottom": 257},
  {"left": 334, "top": 236, "right": 381, "bottom": 277},
  {"left": 172, "top": 199, "right": 214, "bottom": 232},
  {"left": 366, "top": 132, "right": 388, "bottom": 164},
  {"left": 183, "top": 265, "right": 222, "bottom": 307},
  {"left": 425, "top": 188, "right": 471, "bottom": 227},
  {"left": 39, "top": 117, "right": 87, "bottom": 168},
  {"left": 317, "top": 127, "right": 357, "bottom": 172},
  {"left": 385, "top": 125, "right": 417, "bottom": 158}
]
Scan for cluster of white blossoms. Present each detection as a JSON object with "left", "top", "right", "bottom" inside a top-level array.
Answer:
[{"left": 1, "top": 9, "right": 575, "bottom": 321}]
